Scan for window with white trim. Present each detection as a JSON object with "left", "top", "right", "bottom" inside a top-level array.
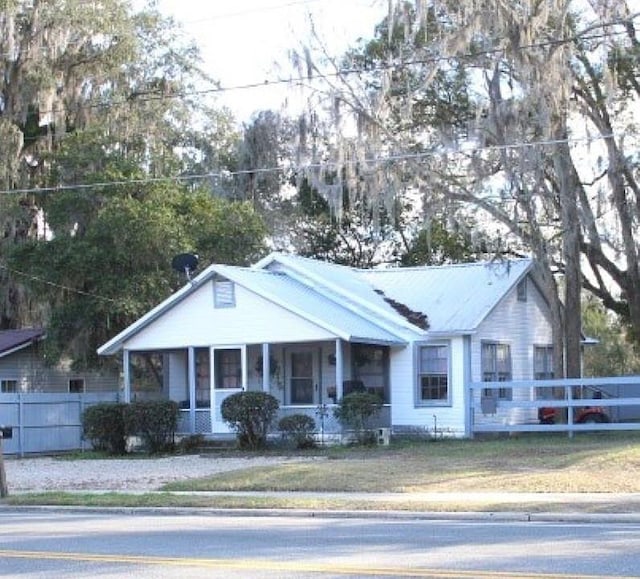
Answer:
[
  {"left": 534, "top": 345, "right": 554, "bottom": 380},
  {"left": 1, "top": 379, "right": 17, "bottom": 393},
  {"left": 481, "top": 342, "right": 512, "bottom": 400},
  {"left": 418, "top": 344, "right": 450, "bottom": 404},
  {"left": 534, "top": 345, "right": 555, "bottom": 401}
]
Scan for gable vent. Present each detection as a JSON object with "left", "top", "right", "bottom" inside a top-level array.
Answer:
[{"left": 214, "top": 279, "right": 235, "bottom": 308}]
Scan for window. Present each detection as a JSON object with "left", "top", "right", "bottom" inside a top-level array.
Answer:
[
  {"left": 481, "top": 342, "right": 512, "bottom": 400},
  {"left": 418, "top": 344, "right": 450, "bottom": 404},
  {"left": 215, "top": 349, "right": 242, "bottom": 389},
  {"left": 214, "top": 278, "right": 235, "bottom": 308},
  {"left": 534, "top": 345, "right": 554, "bottom": 380},
  {"left": 69, "top": 379, "right": 85, "bottom": 393},
  {"left": 352, "top": 344, "right": 388, "bottom": 403},
  {"left": 534, "top": 345, "right": 554, "bottom": 401},
  {"left": 1, "top": 379, "right": 17, "bottom": 393},
  {"left": 517, "top": 278, "right": 528, "bottom": 302}
]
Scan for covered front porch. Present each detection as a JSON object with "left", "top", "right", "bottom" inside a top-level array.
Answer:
[{"left": 122, "top": 339, "right": 392, "bottom": 437}]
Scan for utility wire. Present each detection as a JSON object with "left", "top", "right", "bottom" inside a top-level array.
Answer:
[
  {"left": 0, "top": 264, "right": 119, "bottom": 303},
  {"left": 3, "top": 21, "right": 636, "bottom": 123},
  {"left": 0, "top": 131, "right": 618, "bottom": 196}
]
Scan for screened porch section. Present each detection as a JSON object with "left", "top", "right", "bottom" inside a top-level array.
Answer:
[{"left": 123, "top": 341, "right": 392, "bottom": 437}]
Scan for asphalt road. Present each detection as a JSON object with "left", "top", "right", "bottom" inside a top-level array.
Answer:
[{"left": 2, "top": 510, "right": 640, "bottom": 578}]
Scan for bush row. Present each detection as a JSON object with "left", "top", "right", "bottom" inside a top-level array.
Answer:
[
  {"left": 82, "top": 400, "right": 179, "bottom": 455},
  {"left": 83, "top": 391, "right": 384, "bottom": 454},
  {"left": 221, "top": 390, "right": 383, "bottom": 449}
]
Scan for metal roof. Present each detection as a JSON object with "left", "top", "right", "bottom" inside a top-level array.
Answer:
[
  {"left": 214, "top": 265, "right": 409, "bottom": 344},
  {"left": 98, "top": 254, "right": 532, "bottom": 355},
  {"left": 260, "top": 254, "right": 532, "bottom": 334},
  {"left": 360, "top": 259, "right": 532, "bottom": 333}
]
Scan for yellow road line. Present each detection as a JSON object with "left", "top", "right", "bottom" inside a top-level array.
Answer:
[{"left": 0, "top": 549, "right": 622, "bottom": 579}]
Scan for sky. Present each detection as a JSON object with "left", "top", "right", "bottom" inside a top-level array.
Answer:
[{"left": 157, "top": 0, "right": 387, "bottom": 122}]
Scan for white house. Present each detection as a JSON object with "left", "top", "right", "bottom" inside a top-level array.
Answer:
[{"left": 97, "top": 252, "right": 553, "bottom": 438}]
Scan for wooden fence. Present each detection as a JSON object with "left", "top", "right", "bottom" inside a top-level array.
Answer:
[
  {"left": 0, "top": 392, "right": 119, "bottom": 456},
  {"left": 468, "top": 376, "right": 640, "bottom": 436}
]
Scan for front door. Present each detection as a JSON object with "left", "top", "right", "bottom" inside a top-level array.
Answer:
[
  {"left": 288, "top": 348, "right": 319, "bottom": 406},
  {"left": 212, "top": 346, "right": 245, "bottom": 433}
]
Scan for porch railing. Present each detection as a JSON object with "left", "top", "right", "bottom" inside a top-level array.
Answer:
[{"left": 177, "top": 404, "right": 391, "bottom": 437}]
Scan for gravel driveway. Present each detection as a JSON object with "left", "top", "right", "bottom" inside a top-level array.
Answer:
[{"left": 3, "top": 455, "right": 310, "bottom": 492}]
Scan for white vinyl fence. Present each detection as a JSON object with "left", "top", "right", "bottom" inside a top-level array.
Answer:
[
  {"left": 0, "top": 392, "right": 119, "bottom": 456},
  {"left": 469, "top": 376, "right": 640, "bottom": 436}
]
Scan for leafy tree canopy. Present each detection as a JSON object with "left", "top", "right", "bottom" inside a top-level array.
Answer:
[{"left": 9, "top": 186, "right": 266, "bottom": 368}]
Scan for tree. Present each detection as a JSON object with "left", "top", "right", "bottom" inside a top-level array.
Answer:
[
  {"left": 582, "top": 298, "right": 640, "bottom": 378},
  {"left": 291, "top": 0, "right": 640, "bottom": 376},
  {"left": 290, "top": 178, "right": 403, "bottom": 267},
  {"left": 0, "top": 0, "right": 233, "bottom": 332},
  {"left": 9, "top": 187, "right": 266, "bottom": 368}
]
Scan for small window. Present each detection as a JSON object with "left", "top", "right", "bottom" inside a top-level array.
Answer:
[
  {"left": 69, "top": 379, "right": 85, "bottom": 393},
  {"left": 214, "top": 279, "right": 235, "bottom": 308},
  {"left": 481, "top": 342, "right": 512, "bottom": 400},
  {"left": 1, "top": 379, "right": 17, "bottom": 393},
  {"left": 517, "top": 278, "right": 528, "bottom": 302},
  {"left": 418, "top": 344, "right": 450, "bottom": 404}
]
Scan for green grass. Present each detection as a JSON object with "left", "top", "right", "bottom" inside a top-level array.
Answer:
[{"left": 5, "top": 491, "right": 639, "bottom": 514}]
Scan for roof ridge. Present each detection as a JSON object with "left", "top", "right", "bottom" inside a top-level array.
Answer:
[{"left": 362, "top": 257, "right": 532, "bottom": 274}]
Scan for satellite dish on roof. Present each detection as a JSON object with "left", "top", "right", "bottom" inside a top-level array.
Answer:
[{"left": 172, "top": 253, "right": 199, "bottom": 281}]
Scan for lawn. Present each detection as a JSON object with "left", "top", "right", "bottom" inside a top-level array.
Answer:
[
  {"left": 6, "top": 433, "right": 640, "bottom": 512},
  {"left": 161, "top": 433, "right": 640, "bottom": 494}
]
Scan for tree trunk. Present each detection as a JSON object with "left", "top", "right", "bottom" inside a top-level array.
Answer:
[{"left": 554, "top": 136, "right": 583, "bottom": 379}]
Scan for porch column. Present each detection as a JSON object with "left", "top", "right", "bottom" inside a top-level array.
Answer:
[
  {"left": 188, "top": 347, "right": 196, "bottom": 434},
  {"left": 122, "top": 349, "right": 131, "bottom": 403},
  {"left": 262, "top": 343, "right": 270, "bottom": 392},
  {"left": 241, "top": 345, "right": 248, "bottom": 390},
  {"left": 335, "top": 339, "right": 344, "bottom": 401}
]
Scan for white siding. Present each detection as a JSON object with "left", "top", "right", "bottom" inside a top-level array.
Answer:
[
  {"left": 124, "top": 280, "right": 336, "bottom": 351},
  {"left": 390, "top": 338, "right": 468, "bottom": 437},
  {"left": 471, "top": 276, "right": 553, "bottom": 427},
  {"left": 0, "top": 347, "right": 119, "bottom": 393}
]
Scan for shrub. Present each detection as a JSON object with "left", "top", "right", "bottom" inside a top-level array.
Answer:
[
  {"left": 124, "top": 400, "right": 179, "bottom": 454},
  {"left": 278, "top": 414, "right": 316, "bottom": 449},
  {"left": 221, "top": 391, "right": 279, "bottom": 450},
  {"left": 333, "top": 391, "right": 383, "bottom": 445},
  {"left": 81, "top": 402, "right": 128, "bottom": 455}
]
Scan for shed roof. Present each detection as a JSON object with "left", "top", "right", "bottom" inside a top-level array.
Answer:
[{"left": 0, "top": 328, "right": 46, "bottom": 358}]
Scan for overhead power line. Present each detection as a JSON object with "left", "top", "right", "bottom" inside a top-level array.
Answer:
[
  {"left": 0, "top": 131, "right": 619, "bottom": 196},
  {"left": 0, "top": 264, "right": 119, "bottom": 303},
  {"left": 2, "top": 20, "right": 636, "bottom": 124}
]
